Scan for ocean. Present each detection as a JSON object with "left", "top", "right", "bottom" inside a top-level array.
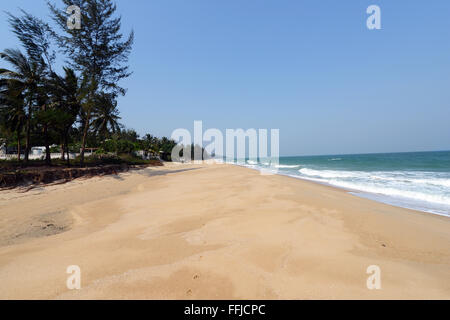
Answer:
[{"left": 240, "top": 151, "right": 450, "bottom": 217}]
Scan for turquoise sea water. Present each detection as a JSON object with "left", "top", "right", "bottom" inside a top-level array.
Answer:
[{"left": 240, "top": 151, "right": 450, "bottom": 217}]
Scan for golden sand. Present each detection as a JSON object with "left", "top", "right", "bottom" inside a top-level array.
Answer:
[{"left": 0, "top": 163, "right": 449, "bottom": 299}]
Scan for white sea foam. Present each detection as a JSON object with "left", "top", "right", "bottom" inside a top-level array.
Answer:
[
  {"left": 325, "top": 179, "right": 450, "bottom": 206},
  {"left": 225, "top": 158, "right": 450, "bottom": 216},
  {"left": 275, "top": 164, "right": 301, "bottom": 168},
  {"left": 299, "top": 168, "right": 361, "bottom": 179},
  {"left": 293, "top": 167, "right": 450, "bottom": 215}
]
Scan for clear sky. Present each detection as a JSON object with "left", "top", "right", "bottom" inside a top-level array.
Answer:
[{"left": 1, "top": 0, "right": 449, "bottom": 156}]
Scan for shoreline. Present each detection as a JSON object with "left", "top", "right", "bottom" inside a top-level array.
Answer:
[
  {"left": 0, "top": 163, "right": 449, "bottom": 299},
  {"left": 234, "top": 162, "right": 450, "bottom": 218}
]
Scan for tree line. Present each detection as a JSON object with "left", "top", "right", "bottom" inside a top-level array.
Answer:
[{"left": 0, "top": 0, "right": 177, "bottom": 166}]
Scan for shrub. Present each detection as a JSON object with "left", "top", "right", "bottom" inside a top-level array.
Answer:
[{"left": 101, "top": 139, "right": 137, "bottom": 154}]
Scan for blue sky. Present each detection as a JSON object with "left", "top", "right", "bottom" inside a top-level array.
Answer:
[{"left": 1, "top": 0, "right": 450, "bottom": 156}]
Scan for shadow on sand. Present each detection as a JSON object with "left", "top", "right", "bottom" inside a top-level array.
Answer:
[{"left": 135, "top": 167, "right": 202, "bottom": 177}]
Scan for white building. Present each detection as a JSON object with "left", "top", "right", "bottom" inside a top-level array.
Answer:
[{"left": 31, "top": 146, "right": 47, "bottom": 156}]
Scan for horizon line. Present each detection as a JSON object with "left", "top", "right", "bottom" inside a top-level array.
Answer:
[{"left": 279, "top": 149, "right": 450, "bottom": 158}]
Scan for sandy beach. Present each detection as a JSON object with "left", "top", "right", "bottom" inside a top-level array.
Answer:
[{"left": 0, "top": 163, "right": 449, "bottom": 299}]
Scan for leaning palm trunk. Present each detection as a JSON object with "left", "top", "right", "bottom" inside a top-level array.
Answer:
[
  {"left": 64, "top": 132, "right": 70, "bottom": 167},
  {"left": 17, "top": 132, "right": 21, "bottom": 162},
  {"left": 42, "top": 104, "right": 51, "bottom": 165},
  {"left": 60, "top": 143, "right": 65, "bottom": 161},
  {"left": 44, "top": 125, "right": 51, "bottom": 165},
  {"left": 24, "top": 108, "right": 31, "bottom": 164},
  {"left": 79, "top": 108, "right": 91, "bottom": 166}
]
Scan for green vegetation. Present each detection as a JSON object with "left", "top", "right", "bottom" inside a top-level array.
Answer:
[
  {"left": 0, "top": 0, "right": 177, "bottom": 168},
  {"left": 0, "top": 154, "right": 160, "bottom": 170}
]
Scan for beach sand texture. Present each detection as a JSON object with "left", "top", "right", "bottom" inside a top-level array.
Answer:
[{"left": 0, "top": 163, "right": 449, "bottom": 299}]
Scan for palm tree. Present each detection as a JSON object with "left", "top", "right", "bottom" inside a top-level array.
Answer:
[
  {"left": 157, "top": 137, "right": 177, "bottom": 160},
  {"left": 143, "top": 133, "right": 159, "bottom": 153},
  {"left": 47, "top": 67, "right": 83, "bottom": 166},
  {"left": 4, "top": 11, "right": 55, "bottom": 165},
  {"left": 0, "top": 78, "right": 26, "bottom": 160},
  {"left": 0, "top": 49, "right": 45, "bottom": 164},
  {"left": 91, "top": 93, "right": 121, "bottom": 141}
]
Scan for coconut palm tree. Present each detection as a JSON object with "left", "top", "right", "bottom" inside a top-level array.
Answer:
[
  {"left": 0, "top": 49, "right": 46, "bottom": 164},
  {"left": 0, "top": 78, "right": 26, "bottom": 160},
  {"left": 91, "top": 93, "right": 121, "bottom": 141},
  {"left": 4, "top": 11, "right": 56, "bottom": 165},
  {"left": 143, "top": 133, "right": 159, "bottom": 153},
  {"left": 47, "top": 67, "right": 84, "bottom": 166}
]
